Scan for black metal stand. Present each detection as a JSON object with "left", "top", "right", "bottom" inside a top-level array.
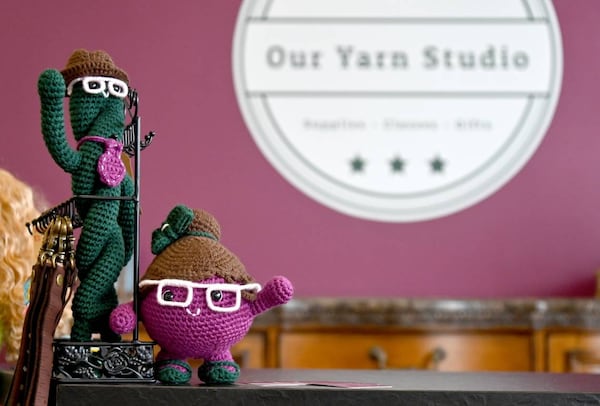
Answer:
[{"left": 52, "top": 340, "right": 154, "bottom": 382}]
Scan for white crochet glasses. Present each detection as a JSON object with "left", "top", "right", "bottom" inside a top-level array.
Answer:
[
  {"left": 66, "top": 76, "right": 128, "bottom": 99},
  {"left": 139, "top": 279, "right": 262, "bottom": 313}
]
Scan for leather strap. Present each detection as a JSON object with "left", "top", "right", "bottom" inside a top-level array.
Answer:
[{"left": 6, "top": 217, "right": 77, "bottom": 406}]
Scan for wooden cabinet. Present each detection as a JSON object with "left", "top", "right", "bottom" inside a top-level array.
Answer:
[
  {"left": 134, "top": 298, "right": 600, "bottom": 373},
  {"left": 279, "top": 330, "right": 533, "bottom": 371},
  {"left": 230, "top": 331, "right": 268, "bottom": 368},
  {"left": 248, "top": 298, "right": 600, "bottom": 373},
  {"left": 547, "top": 331, "right": 600, "bottom": 373}
]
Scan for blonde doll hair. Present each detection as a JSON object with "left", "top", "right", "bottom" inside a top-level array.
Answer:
[{"left": 0, "top": 169, "right": 41, "bottom": 362}]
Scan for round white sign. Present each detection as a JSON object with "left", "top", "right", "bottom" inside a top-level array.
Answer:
[{"left": 232, "top": 0, "right": 563, "bottom": 222}]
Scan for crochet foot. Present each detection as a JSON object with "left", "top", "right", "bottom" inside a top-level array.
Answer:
[
  {"left": 155, "top": 359, "right": 192, "bottom": 385},
  {"left": 198, "top": 360, "right": 240, "bottom": 385}
]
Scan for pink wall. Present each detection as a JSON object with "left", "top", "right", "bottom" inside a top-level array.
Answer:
[{"left": 1, "top": 0, "right": 599, "bottom": 298}]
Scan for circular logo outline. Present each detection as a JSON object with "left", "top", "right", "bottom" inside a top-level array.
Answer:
[{"left": 232, "top": 0, "right": 563, "bottom": 222}]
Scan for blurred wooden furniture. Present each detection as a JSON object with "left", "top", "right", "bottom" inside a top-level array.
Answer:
[
  {"left": 547, "top": 331, "right": 600, "bottom": 372},
  {"left": 139, "top": 298, "right": 600, "bottom": 373}
]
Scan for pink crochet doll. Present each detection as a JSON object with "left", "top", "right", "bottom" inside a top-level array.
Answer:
[{"left": 109, "top": 205, "right": 293, "bottom": 385}]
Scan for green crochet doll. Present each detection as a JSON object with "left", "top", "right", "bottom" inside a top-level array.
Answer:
[{"left": 37, "top": 49, "right": 134, "bottom": 342}]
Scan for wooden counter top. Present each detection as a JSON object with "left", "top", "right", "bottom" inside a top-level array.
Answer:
[{"left": 257, "top": 297, "right": 600, "bottom": 329}]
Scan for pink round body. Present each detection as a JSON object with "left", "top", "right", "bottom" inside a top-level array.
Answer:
[{"left": 140, "top": 276, "right": 255, "bottom": 360}]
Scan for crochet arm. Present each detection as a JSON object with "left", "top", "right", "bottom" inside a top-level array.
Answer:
[
  {"left": 38, "top": 69, "right": 80, "bottom": 173},
  {"left": 250, "top": 276, "right": 293, "bottom": 316},
  {"left": 109, "top": 302, "right": 137, "bottom": 334}
]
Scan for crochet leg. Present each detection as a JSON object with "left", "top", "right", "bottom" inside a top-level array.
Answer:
[
  {"left": 71, "top": 228, "right": 124, "bottom": 341},
  {"left": 75, "top": 198, "right": 120, "bottom": 272},
  {"left": 92, "top": 286, "right": 121, "bottom": 342}
]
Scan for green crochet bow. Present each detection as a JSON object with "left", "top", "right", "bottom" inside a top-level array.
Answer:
[{"left": 151, "top": 204, "right": 217, "bottom": 255}]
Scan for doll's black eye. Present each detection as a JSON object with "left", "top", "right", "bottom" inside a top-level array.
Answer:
[
  {"left": 210, "top": 290, "right": 223, "bottom": 302},
  {"left": 88, "top": 81, "right": 101, "bottom": 89},
  {"left": 163, "top": 290, "right": 175, "bottom": 302},
  {"left": 113, "top": 84, "right": 124, "bottom": 93}
]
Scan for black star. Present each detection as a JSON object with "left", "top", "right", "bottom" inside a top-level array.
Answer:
[
  {"left": 350, "top": 156, "right": 365, "bottom": 172},
  {"left": 430, "top": 156, "right": 445, "bottom": 173},
  {"left": 390, "top": 156, "right": 405, "bottom": 173}
]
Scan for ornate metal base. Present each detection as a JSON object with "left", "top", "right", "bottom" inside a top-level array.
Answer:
[{"left": 53, "top": 340, "right": 155, "bottom": 382}]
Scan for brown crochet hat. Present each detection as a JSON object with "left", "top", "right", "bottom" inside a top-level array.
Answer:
[
  {"left": 61, "top": 49, "right": 129, "bottom": 85},
  {"left": 142, "top": 206, "right": 257, "bottom": 300}
]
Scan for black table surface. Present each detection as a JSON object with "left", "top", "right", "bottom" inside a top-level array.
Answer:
[{"left": 53, "top": 368, "right": 600, "bottom": 405}]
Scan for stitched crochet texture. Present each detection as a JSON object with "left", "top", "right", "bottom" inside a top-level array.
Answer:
[
  {"left": 113, "top": 205, "right": 294, "bottom": 385},
  {"left": 38, "top": 49, "right": 134, "bottom": 342}
]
